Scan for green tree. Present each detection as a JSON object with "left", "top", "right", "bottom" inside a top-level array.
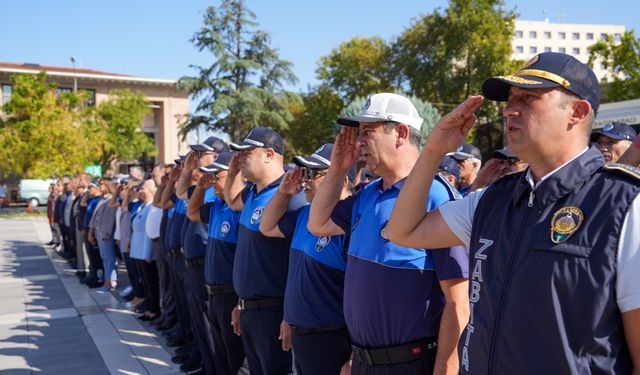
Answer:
[
  {"left": 589, "top": 31, "right": 640, "bottom": 101},
  {"left": 317, "top": 37, "right": 396, "bottom": 103},
  {"left": 93, "top": 89, "right": 157, "bottom": 172},
  {"left": 178, "top": 0, "right": 299, "bottom": 141},
  {"left": 338, "top": 92, "right": 440, "bottom": 148},
  {"left": 285, "top": 85, "right": 345, "bottom": 156},
  {"left": 0, "top": 73, "right": 98, "bottom": 178}
]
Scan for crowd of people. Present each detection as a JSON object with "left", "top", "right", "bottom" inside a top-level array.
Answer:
[{"left": 42, "top": 51, "right": 639, "bottom": 375}]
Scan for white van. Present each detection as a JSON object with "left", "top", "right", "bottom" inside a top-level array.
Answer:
[{"left": 19, "top": 179, "right": 56, "bottom": 207}]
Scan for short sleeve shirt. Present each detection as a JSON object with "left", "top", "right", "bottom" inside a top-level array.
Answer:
[{"left": 201, "top": 197, "right": 241, "bottom": 285}]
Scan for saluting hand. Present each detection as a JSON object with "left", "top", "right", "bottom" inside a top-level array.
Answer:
[
  {"left": 279, "top": 168, "right": 303, "bottom": 196},
  {"left": 331, "top": 127, "right": 360, "bottom": 174},
  {"left": 197, "top": 173, "right": 215, "bottom": 189},
  {"left": 184, "top": 151, "right": 198, "bottom": 171},
  {"left": 228, "top": 153, "right": 243, "bottom": 177},
  {"left": 169, "top": 165, "right": 182, "bottom": 183},
  {"left": 426, "top": 96, "right": 484, "bottom": 155}
]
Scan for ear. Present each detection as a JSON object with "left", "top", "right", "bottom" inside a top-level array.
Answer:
[
  {"left": 264, "top": 148, "right": 275, "bottom": 163},
  {"left": 568, "top": 99, "right": 591, "bottom": 128},
  {"left": 395, "top": 124, "right": 410, "bottom": 147}
]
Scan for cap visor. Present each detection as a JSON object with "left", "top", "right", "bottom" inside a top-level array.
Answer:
[
  {"left": 230, "top": 142, "right": 258, "bottom": 152},
  {"left": 446, "top": 152, "right": 468, "bottom": 161},
  {"left": 482, "top": 75, "right": 561, "bottom": 102},
  {"left": 293, "top": 156, "right": 330, "bottom": 169},
  {"left": 590, "top": 130, "right": 627, "bottom": 142},
  {"left": 337, "top": 114, "right": 388, "bottom": 127},
  {"left": 190, "top": 144, "right": 212, "bottom": 152},
  {"left": 199, "top": 166, "right": 221, "bottom": 174}
]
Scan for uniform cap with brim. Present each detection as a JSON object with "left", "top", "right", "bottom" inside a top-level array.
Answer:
[
  {"left": 336, "top": 93, "right": 424, "bottom": 130},
  {"left": 87, "top": 182, "right": 99, "bottom": 189},
  {"left": 174, "top": 155, "right": 187, "bottom": 165},
  {"left": 230, "top": 127, "right": 285, "bottom": 155},
  {"left": 590, "top": 121, "right": 637, "bottom": 142},
  {"left": 481, "top": 52, "right": 600, "bottom": 115},
  {"left": 293, "top": 144, "right": 333, "bottom": 170},
  {"left": 447, "top": 143, "right": 482, "bottom": 161},
  {"left": 491, "top": 147, "right": 517, "bottom": 159},
  {"left": 190, "top": 136, "right": 229, "bottom": 154},
  {"left": 199, "top": 152, "right": 233, "bottom": 174},
  {"left": 438, "top": 156, "right": 461, "bottom": 181}
]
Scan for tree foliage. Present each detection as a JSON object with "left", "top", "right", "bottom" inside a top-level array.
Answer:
[
  {"left": 589, "top": 30, "right": 640, "bottom": 101},
  {"left": 317, "top": 37, "right": 396, "bottom": 103},
  {"left": 94, "top": 89, "right": 156, "bottom": 172},
  {"left": 178, "top": 0, "right": 299, "bottom": 141}
]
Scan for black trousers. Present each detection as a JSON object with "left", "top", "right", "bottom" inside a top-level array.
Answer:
[
  {"left": 206, "top": 292, "right": 245, "bottom": 375},
  {"left": 123, "top": 252, "right": 145, "bottom": 298},
  {"left": 185, "top": 262, "right": 216, "bottom": 375},
  {"left": 240, "top": 306, "right": 292, "bottom": 375},
  {"left": 351, "top": 346, "right": 436, "bottom": 375},
  {"left": 84, "top": 237, "right": 103, "bottom": 276},
  {"left": 153, "top": 241, "right": 176, "bottom": 324},
  {"left": 292, "top": 328, "right": 351, "bottom": 375},
  {"left": 136, "top": 259, "right": 160, "bottom": 315},
  {"left": 169, "top": 252, "right": 197, "bottom": 356}
]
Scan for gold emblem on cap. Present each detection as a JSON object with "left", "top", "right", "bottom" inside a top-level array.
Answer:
[
  {"left": 497, "top": 75, "right": 542, "bottom": 85},
  {"left": 521, "top": 55, "right": 539, "bottom": 69},
  {"left": 518, "top": 69, "right": 571, "bottom": 87},
  {"left": 550, "top": 206, "right": 584, "bottom": 244}
]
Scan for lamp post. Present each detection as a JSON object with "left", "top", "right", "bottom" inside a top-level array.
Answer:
[{"left": 70, "top": 56, "right": 77, "bottom": 93}]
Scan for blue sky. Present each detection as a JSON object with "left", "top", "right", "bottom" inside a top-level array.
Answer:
[{"left": 3, "top": 0, "right": 638, "bottom": 94}]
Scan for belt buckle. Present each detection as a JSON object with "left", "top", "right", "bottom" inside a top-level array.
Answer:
[
  {"left": 352, "top": 345, "right": 374, "bottom": 366},
  {"left": 237, "top": 299, "right": 245, "bottom": 311}
]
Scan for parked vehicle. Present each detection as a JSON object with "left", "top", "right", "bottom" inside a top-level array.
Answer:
[{"left": 19, "top": 179, "right": 56, "bottom": 207}]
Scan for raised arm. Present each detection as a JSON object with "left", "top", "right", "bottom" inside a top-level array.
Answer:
[
  {"left": 152, "top": 176, "right": 167, "bottom": 208},
  {"left": 161, "top": 167, "right": 181, "bottom": 209},
  {"left": 224, "top": 153, "right": 246, "bottom": 212},
  {"left": 176, "top": 152, "right": 197, "bottom": 200},
  {"left": 386, "top": 96, "right": 484, "bottom": 249},
  {"left": 187, "top": 174, "right": 213, "bottom": 222},
  {"left": 308, "top": 127, "right": 358, "bottom": 237},
  {"left": 260, "top": 169, "right": 302, "bottom": 239}
]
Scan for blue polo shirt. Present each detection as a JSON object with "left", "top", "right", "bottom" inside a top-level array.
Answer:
[
  {"left": 166, "top": 195, "right": 186, "bottom": 251},
  {"left": 180, "top": 187, "right": 211, "bottom": 260},
  {"left": 83, "top": 196, "right": 101, "bottom": 230},
  {"left": 279, "top": 205, "right": 347, "bottom": 328},
  {"left": 331, "top": 176, "right": 469, "bottom": 348},
  {"left": 232, "top": 176, "right": 306, "bottom": 299},
  {"left": 201, "top": 197, "right": 240, "bottom": 285}
]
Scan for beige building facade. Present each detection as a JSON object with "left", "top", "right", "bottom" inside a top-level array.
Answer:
[
  {"left": 0, "top": 62, "right": 189, "bottom": 172},
  {"left": 512, "top": 19, "right": 626, "bottom": 81}
]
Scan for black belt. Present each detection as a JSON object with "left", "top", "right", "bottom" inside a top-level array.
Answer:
[
  {"left": 290, "top": 325, "right": 346, "bottom": 336},
  {"left": 166, "top": 248, "right": 182, "bottom": 257},
  {"left": 237, "top": 298, "right": 283, "bottom": 311},
  {"left": 351, "top": 336, "right": 438, "bottom": 367},
  {"left": 205, "top": 284, "right": 235, "bottom": 296},
  {"left": 185, "top": 256, "right": 205, "bottom": 268}
]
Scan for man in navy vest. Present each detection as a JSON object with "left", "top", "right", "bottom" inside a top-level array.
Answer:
[
  {"left": 260, "top": 144, "right": 352, "bottom": 375},
  {"left": 187, "top": 152, "right": 246, "bottom": 375},
  {"left": 309, "top": 93, "right": 469, "bottom": 375},
  {"left": 387, "top": 52, "right": 640, "bottom": 374},
  {"left": 225, "top": 127, "right": 306, "bottom": 374}
]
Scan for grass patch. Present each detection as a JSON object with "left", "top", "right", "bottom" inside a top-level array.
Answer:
[{"left": 0, "top": 210, "right": 48, "bottom": 219}]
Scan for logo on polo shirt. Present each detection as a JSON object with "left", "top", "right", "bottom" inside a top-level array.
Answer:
[
  {"left": 315, "top": 236, "right": 330, "bottom": 252},
  {"left": 550, "top": 206, "right": 584, "bottom": 243},
  {"left": 380, "top": 220, "right": 389, "bottom": 242},
  {"left": 221, "top": 221, "right": 230, "bottom": 238},
  {"left": 250, "top": 207, "right": 264, "bottom": 224}
]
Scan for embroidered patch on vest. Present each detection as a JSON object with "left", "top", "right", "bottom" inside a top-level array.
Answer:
[
  {"left": 315, "top": 236, "right": 330, "bottom": 252},
  {"left": 550, "top": 206, "right": 584, "bottom": 244},
  {"left": 250, "top": 207, "right": 263, "bottom": 224},
  {"left": 603, "top": 163, "right": 640, "bottom": 181}
]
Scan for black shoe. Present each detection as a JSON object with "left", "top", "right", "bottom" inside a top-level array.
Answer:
[
  {"left": 166, "top": 337, "right": 186, "bottom": 347},
  {"left": 185, "top": 368, "right": 204, "bottom": 375},
  {"left": 150, "top": 317, "right": 164, "bottom": 326},
  {"left": 157, "top": 321, "right": 176, "bottom": 331},
  {"left": 173, "top": 346, "right": 190, "bottom": 357},
  {"left": 180, "top": 360, "right": 201, "bottom": 373},
  {"left": 171, "top": 353, "right": 189, "bottom": 364}
]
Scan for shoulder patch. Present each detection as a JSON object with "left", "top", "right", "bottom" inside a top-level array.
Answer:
[{"left": 602, "top": 163, "right": 640, "bottom": 181}]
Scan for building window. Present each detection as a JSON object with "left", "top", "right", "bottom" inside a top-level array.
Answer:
[
  {"left": 586, "top": 32, "right": 594, "bottom": 40},
  {"left": 615, "top": 33, "right": 622, "bottom": 42},
  {"left": 529, "top": 31, "right": 537, "bottom": 38},
  {"left": 559, "top": 47, "right": 566, "bottom": 53},
  {"left": 55, "top": 87, "right": 73, "bottom": 96},
  {"left": 515, "top": 46, "right": 524, "bottom": 53},
  {"left": 1, "top": 84, "right": 11, "bottom": 105},
  {"left": 558, "top": 32, "right": 566, "bottom": 40},
  {"left": 600, "top": 33, "right": 607, "bottom": 40},
  {"left": 544, "top": 46, "right": 552, "bottom": 52},
  {"left": 515, "top": 30, "right": 523, "bottom": 38},
  {"left": 572, "top": 32, "right": 580, "bottom": 40},
  {"left": 544, "top": 31, "right": 551, "bottom": 39},
  {"left": 530, "top": 46, "right": 538, "bottom": 54},
  {"left": 573, "top": 47, "right": 580, "bottom": 55}
]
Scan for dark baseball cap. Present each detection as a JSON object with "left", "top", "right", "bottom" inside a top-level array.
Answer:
[
  {"left": 438, "top": 156, "right": 461, "bottom": 182},
  {"left": 190, "top": 136, "right": 229, "bottom": 154},
  {"left": 491, "top": 147, "right": 517, "bottom": 159},
  {"left": 448, "top": 144, "right": 482, "bottom": 161},
  {"left": 590, "top": 121, "right": 637, "bottom": 142},
  {"left": 230, "top": 127, "right": 285, "bottom": 155},
  {"left": 199, "top": 152, "right": 233, "bottom": 174},
  {"left": 293, "top": 144, "right": 333, "bottom": 170},
  {"left": 173, "top": 155, "right": 187, "bottom": 165},
  {"left": 482, "top": 52, "right": 600, "bottom": 115}
]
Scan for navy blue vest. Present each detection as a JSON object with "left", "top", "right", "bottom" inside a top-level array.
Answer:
[{"left": 461, "top": 146, "right": 639, "bottom": 375}]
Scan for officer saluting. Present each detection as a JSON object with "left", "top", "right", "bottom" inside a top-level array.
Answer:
[{"left": 387, "top": 52, "right": 640, "bottom": 374}]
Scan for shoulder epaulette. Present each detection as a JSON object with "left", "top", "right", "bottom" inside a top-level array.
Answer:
[{"left": 602, "top": 163, "right": 640, "bottom": 181}]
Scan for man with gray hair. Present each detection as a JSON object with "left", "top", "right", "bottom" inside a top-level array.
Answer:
[{"left": 448, "top": 143, "right": 482, "bottom": 196}]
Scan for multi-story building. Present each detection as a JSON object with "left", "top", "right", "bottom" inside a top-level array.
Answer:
[
  {"left": 0, "top": 62, "right": 190, "bottom": 172},
  {"left": 512, "top": 19, "right": 626, "bottom": 81}
]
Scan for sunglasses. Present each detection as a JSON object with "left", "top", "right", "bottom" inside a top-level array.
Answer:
[{"left": 301, "top": 168, "right": 327, "bottom": 181}]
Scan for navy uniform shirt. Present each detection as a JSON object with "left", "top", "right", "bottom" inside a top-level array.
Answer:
[
  {"left": 163, "top": 206, "right": 176, "bottom": 251},
  {"left": 232, "top": 176, "right": 307, "bottom": 299},
  {"left": 181, "top": 186, "right": 214, "bottom": 260},
  {"left": 331, "top": 177, "right": 469, "bottom": 348},
  {"left": 279, "top": 205, "right": 347, "bottom": 328},
  {"left": 200, "top": 196, "right": 240, "bottom": 285},
  {"left": 166, "top": 195, "right": 186, "bottom": 251}
]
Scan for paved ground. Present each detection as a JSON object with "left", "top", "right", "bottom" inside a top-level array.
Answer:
[{"left": 0, "top": 216, "right": 181, "bottom": 374}]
